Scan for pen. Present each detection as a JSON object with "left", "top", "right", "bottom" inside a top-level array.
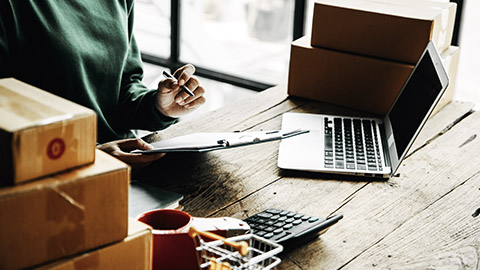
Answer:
[{"left": 162, "top": 70, "right": 195, "bottom": 97}]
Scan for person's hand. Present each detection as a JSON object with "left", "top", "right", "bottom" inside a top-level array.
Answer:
[
  {"left": 154, "top": 64, "right": 206, "bottom": 118},
  {"left": 97, "top": 138, "right": 165, "bottom": 168}
]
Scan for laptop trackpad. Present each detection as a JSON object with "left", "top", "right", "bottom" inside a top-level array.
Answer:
[{"left": 278, "top": 129, "right": 324, "bottom": 171}]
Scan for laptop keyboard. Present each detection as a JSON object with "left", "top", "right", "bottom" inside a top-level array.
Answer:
[{"left": 324, "top": 117, "right": 383, "bottom": 171}]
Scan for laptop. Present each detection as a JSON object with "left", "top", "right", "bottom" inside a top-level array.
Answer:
[{"left": 278, "top": 41, "right": 449, "bottom": 178}]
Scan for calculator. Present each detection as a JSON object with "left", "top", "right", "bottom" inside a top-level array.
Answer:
[{"left": 243, "top": 209, "right": 343, "bottom": 249}]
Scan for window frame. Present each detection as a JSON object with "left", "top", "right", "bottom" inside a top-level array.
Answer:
[{"left": 140, "top": 0, "right": 463, "bottom": 92}]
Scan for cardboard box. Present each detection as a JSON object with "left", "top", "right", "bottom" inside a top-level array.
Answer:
[
  {"left": 432, "top": 45, "right": 460, "bottom": 115},
  {"left": 311, "top": 0, "right": 456, "bottom": 63},
  {"left": 0, "top": 150, "right": 129, "bottom": 270},
  {"left": 376, "top": 0, "right": 457, "bottom": 53},
  {"left": 0, "top": 78, "right": 96, "bottom": 185},
  {"left": 35, "top": 219, "right": 152, "bottom": 270},
  {"left": 288, "top": 36, "right": 414, "bottom": 115}
]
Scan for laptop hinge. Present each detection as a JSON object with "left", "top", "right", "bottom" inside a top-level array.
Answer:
[{"left": 379, "top": 123, "right": 392, "bottom": 170}]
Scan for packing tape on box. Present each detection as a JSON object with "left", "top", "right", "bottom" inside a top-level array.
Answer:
[
  {"left": 35, "top": 120, "right": 78, "bottom": 172},
  {"left": 0, "top": 86, "right": 67, "bottom": 124},
  {"left": 47, "top": 181, "right": 86, "bottom": 258},
  {"left": 35, "top": 114, "right": 76, "bottom": 128}
]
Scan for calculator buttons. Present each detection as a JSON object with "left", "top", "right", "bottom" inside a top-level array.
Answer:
[
  {"left": 292, "top": 220, "right": 302, "bottom": 226},
  {"left": 264, "top": 232, "right": 274, "bottom": 239},
  {"left": 244, "top": 209, "right": 344, "bottom": 249},
  {"left": 274, "top": 222, "right": 285, "bottom": 227},
  {"left": 266, "top": 209, "right": 282, "bottom": 214},
  {"left": 264, "top": 227, "right": 275, "bottom": 232},
  {"left": 308, "top": 217, "right": 319, "bottom": 223},
  {"left": 257, "top": 212, "right": 273, "bottom": 219},
  {"left": 256, "top": 231, "right": 266, "bottom": 237},
  {"left": 245, "top": 208, "right": 327, "bottom": 245},
  {"left": 285, "top": 218, "right": 295, "bottom": 223},
  {"left": 265, "top": 220, "right": 276, "bottom": 226}
]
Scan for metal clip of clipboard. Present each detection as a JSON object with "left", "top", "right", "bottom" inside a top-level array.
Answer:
[
  {"left": 133, "top": 129, "right": 309, "bottom": 153},
  {"left": 221, "top": 129, "right": 309, "bottom": 148}
]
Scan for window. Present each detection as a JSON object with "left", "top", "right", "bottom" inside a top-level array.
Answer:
[
  {"left": 133, "top": 0, "right": 170, "bottom": 59},
  {"left": 134, "top": 0, "right": 464, "bottom": 95},
  {"left": 134, "top": 0, "right": 306, "bottom": 91},
  {"left": 179, "top": 0, "right": 295, "bottom": 85}
]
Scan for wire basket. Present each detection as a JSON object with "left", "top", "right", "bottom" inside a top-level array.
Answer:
[{"left": 189, "top": 227, "right": 283, "bottom": 270}]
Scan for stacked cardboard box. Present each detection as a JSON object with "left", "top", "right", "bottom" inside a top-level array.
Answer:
[
  {"left": 0, "top": 150, "right": 130, "bottom": 269},
  {"left": 0, "top": 78, "right": 96, "bottom": 184},
  {"left": 288, "top": 0, "right": 458, "bottom": 116},
  {"left": 0, "top": 79, "right": 152, "bottom": 269},
  {"left": 34, "top": 219, "right": 152, "bottom": 270},
  {"left": 433, "top": 45, "right": 460, "bottom": 115}
]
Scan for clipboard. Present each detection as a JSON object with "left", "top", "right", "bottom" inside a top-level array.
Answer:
[{"left": 134, "top": 129, "right": 309, "bottom": 153}]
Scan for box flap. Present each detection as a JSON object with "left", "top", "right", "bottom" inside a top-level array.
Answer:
[
  {"left": 0, "top": 150, "right": 128, "bottom": 199},
  {"left": 0, "top": 78, "right": 95, "bottom": 132}
]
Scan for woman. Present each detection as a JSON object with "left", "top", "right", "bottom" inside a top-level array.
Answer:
[{"left": 0, "top": 0, "right": 206, "bottom": 167}]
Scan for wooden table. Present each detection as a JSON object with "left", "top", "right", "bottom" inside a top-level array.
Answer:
[{"left": 135, "top": 86, "right": 480, "bottom": 269}]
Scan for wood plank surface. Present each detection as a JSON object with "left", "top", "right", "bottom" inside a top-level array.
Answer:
[
  {"left": 214, "top": 109, "right": 479, "bottom": 269},
  {"left": 343, "top": 112, "right": 480, "bottom": 269},
  {"left": 409, "top": 100, "right": 473, "bottom": 158},
  {"left": 136, "top": 86, "right": 372, "bottom": 216},
  {"left": 134, "top": 86, "right": 476, "bottom": 269},
  {"left": 137, "top": 85, "right": 472, "bottom": 218},
  {"left": 284, "top": 110, "right": 480, "bottom": 269}
]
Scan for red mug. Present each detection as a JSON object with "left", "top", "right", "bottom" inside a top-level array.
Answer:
[{"left": 137, "top": 209, "right": 249, "bottom": 270}]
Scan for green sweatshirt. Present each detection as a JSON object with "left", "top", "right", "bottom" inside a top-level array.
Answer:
[{"left": 0, "top": 0, "right": 177, "bottom": 143}]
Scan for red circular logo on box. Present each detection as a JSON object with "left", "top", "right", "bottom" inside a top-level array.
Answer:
[{"left": 47, "top": 138, "right": 65, "bottom": 160}]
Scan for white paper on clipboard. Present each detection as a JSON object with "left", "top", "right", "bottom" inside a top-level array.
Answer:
[{"left": 133, "top": 129, "right": 309, "bottom": 153}]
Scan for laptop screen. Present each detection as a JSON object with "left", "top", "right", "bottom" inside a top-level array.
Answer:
[{"left": 388, "top": 49, "right": 444, "bottom": 158}]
